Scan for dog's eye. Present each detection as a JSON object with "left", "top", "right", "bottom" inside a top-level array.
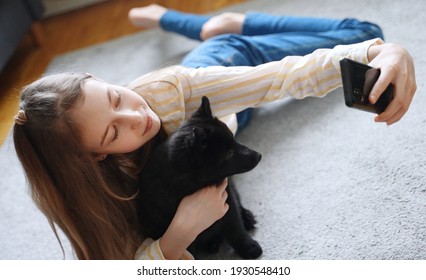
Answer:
[{"left": 225, "top": 150, "right": 234, "bottom": 160}]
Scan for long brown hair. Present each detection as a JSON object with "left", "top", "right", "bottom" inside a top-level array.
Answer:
[{"left": 13, "top": 73, "right": 165, "bottom": 259}]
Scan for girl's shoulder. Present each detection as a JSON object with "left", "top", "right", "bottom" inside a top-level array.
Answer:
[{"left": 126, "top": 65, "right": 187, "bottom": 90}]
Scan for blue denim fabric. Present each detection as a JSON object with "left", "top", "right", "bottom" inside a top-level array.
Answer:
[
  {"left": 160, "top": 10, "right": 211, "bottom": 40},
  {"left": 180, "top": 13, "right": 383, "bottom": 67},
  {"left": 159, "top": 11, "right": 384, "bottom": 132}
]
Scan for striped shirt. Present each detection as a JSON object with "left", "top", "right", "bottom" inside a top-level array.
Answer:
[
  {"left": 134, "top": 238, "right": 193, "bottom": 260},
  {"left": 132, "top": 38, "right": 382, "bottom": 260}
]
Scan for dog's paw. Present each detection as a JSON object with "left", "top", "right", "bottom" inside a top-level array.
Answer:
[
  {"left": 206, "top": 238, "right": 222, "bottom": 254},
  {"left": 234, "top": 238, "right": 263, "bottom": 259},
  {"left": 241, "top": 207, "right": 257, "bottom": 230}
]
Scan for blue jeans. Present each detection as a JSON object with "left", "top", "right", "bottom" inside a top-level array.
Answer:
[{"left": 160, "top": 11, "right": 384, "bottom": 131}]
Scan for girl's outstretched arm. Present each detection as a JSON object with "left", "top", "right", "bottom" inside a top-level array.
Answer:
[{"left": 176, "top": 39, "right": 415, "bottom": 126}]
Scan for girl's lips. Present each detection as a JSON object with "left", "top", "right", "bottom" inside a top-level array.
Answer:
[{"left": 143, "top": 116, "right": 152, "bottom": 136}]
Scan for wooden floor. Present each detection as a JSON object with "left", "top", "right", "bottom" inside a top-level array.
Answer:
[{"left": 0, "top": 0, "right": 245, "bottom": 145}]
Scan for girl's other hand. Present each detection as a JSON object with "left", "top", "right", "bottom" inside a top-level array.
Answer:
[
  {"left": 175, "top": 178, "right": 229, "bottom": 237},
  {"left": 159, "top": 178, "right": 229, "bottom": 259},
  {"left": 367, "top": 43, "right": 417, "bottom": 125}
]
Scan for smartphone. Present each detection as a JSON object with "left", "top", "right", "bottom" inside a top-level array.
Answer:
[{"left": 340, "top": 58, "right": 394, "bottom": 114}]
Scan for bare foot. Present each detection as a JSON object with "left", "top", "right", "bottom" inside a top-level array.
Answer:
[
  {"left": 200, "top": 12, "right": 246, "bottom": 40},
  {"left": 128, "top": 4, "right": 167, "bottom": 29}
]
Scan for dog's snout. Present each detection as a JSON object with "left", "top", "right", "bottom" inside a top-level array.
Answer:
[
  {"left": 254, "top": 152, "right": 262, "bottom": 163},
  {"left": 249, "top": 151, "right": 261, "bottom": 168}
]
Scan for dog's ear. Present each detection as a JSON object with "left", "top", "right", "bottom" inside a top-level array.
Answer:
[{"left": 192, "top": 96, "right": 213, "bottom": 119}]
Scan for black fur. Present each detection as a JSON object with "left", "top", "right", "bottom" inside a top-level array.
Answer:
[{"left": 138, "top": 96, "right": 262, "bottom": 259}]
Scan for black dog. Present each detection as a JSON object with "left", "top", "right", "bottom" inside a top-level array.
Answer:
[{"left": 138, "top": 96, "right": 262, "bottom": 259}]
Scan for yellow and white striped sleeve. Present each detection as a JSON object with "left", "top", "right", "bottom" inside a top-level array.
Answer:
[
  {"left": 176, "top": 38, "right": 383, "bottom": 119},
  {"left": 134, "top": 238, "right": 194, "bottom": 260}
]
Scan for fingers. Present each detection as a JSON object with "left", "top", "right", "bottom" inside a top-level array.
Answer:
[
  {"left": 204, "top": 178, "right": 229, "bottom": 208},
  {"left": 367, "top": 66, "right": 400, "bottom": 125},
  {"left": 223, "top": 202, "right": 230, "bottom": 214},
  {"left": 376, "top": 91, "right": 414, "bottom": 125},
  {"left": 217, "top": 178, "right": 229, "bottom": 207},
  {"left": 374, "top": 66, "right": 416, "bottom": 125},
  {"left": 222, "top": 188, "right": 228, "bottom": 201},
  {"left": 213, "top": 179, "right": 229, "bottom": 213},
  {"left": 217, "top": 178, "right": 229, "bottom": 192},
  {"left": 375, "top": 100, "right": 402, "bottom": 125},
  {"left": 369, "top": 70, "right": 393, "bottom": 104}
]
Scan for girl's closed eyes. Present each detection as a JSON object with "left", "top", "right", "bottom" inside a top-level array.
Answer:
[{"left": 111, "top": 89, "right": 122, "bottom": 143}]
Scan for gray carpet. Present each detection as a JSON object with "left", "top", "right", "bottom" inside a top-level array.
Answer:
[{"left": 1, "top": 0, "right": 425, "bottom": 260}]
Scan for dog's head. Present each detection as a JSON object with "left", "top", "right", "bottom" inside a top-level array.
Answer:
[{"left": 168, "top": 96, "right": 261, "bottom": 183}]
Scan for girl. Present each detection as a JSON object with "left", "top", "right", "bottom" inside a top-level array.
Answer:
[{"left": 12, "top": 4, "right": 416, "bottom": 260}]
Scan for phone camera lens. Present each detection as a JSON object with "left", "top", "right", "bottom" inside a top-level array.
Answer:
[{"left": 354, "top": 88, "right": 361, "bottom": 98}]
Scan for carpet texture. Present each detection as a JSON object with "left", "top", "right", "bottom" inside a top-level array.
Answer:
[{"left": 1, "top": 0, "right": 425, "bottom": 260}]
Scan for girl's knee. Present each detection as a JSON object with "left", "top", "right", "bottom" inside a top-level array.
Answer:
[
  {"left": 182, "top": 34, "right": 263, "bottom": 67},
  {"left": 341, "top": 18, "right": 384, "bottom": 40},
  {"left": 368, "top": 23, "right": 384, "bottom": 40}
]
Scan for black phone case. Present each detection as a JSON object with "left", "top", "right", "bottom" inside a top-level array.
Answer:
[{"left": 340, "top": 58, "right": 394, "bottom": 114}]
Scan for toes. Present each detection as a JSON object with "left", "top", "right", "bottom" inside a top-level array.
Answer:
[{"left": 128, "top": 4, "right": 167, "bottom": 28}]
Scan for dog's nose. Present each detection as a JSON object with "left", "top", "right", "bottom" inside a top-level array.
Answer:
[{"left": 254, "top": 152, "right": 262, "bottom": 164}]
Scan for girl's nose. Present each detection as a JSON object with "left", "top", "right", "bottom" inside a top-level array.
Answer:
[{"left": 120, "top": 110, "right": 141, "bottom": 129}]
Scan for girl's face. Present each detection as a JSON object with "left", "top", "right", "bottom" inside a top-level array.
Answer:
[{"left": 71, "top": 78, "right": 161, "bottom": 156}]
